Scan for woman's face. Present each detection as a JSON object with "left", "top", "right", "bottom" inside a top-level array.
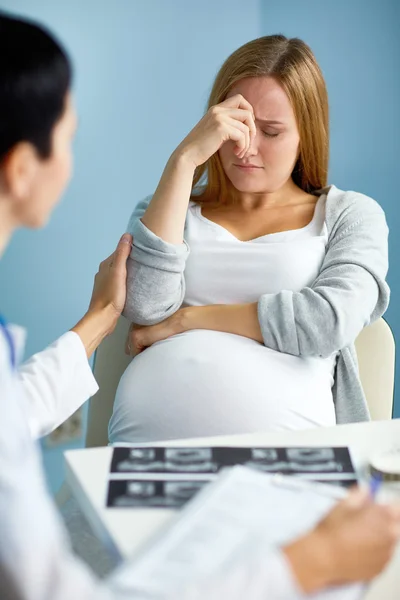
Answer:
[
  {"left": 218, "top": 76, "right": 300, "bottom": 194},
  {"left": 12, "top": 92, "right": 77, "bottom": 229}
]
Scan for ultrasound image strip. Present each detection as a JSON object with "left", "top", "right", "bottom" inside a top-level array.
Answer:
[
  {"left": 107, "top": 475, "right": 358, "bottom": 509},
  {"left": 107, "top": 479, "right": 209, "bottom": 509},
  {"left": 110, "top": 446, "right": 355, "bottom": 476}
]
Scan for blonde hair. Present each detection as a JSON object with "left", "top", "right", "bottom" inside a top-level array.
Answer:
[{"left": 192, "top": 34, "right": 329, "bottom": 204}]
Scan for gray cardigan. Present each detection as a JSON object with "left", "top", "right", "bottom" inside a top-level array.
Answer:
[{"left": 123, "top": 185, "right": 390, "bottom": 425}]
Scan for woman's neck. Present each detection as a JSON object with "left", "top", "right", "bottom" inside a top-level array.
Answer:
[{"left": 234, "top": 179, "right": 309, "bottom": 211}]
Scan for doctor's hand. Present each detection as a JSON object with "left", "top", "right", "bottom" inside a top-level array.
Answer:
[
  {"left": 284, "top": 487, "right": 400, "bottom": 594},
  {"left": 88, "top": 233, "right": 132, "bottom": 320},
  {"left": 72, "top": 233, "right": 132, "bottom": 358}
]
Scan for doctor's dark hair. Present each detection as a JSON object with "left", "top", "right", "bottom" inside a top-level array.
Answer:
[{"left": 0, "top": 12, "right": 72, "bottom": 163}]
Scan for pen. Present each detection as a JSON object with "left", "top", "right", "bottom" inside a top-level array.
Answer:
[{"left": 369, "top": 473, "right": 383, "bottom": 499}]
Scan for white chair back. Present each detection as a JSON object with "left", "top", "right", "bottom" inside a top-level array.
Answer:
[
  {"left": 354, "top": 318, "right": 395, "bottom": 421},
  {"left": 86, "top": 317, "right": 131, "bottom": 447}
]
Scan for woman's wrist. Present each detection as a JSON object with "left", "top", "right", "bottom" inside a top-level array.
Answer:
[
  {"left": 179, "top": 306, "right": 208, "bottom": 332},
  {"left": 172, "top": 142, "right": 200, "bottom": 172}
]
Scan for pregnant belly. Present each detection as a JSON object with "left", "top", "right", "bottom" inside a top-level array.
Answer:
[{"left": 108, "top": 330, "right": 336, "bottom": 443}]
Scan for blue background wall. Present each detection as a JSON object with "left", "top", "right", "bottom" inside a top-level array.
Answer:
[
  {"left": 1, "top": 1, "right": 399, "bottom": 493},
  {"left": 261, "top": 0, "right": 400, "bottom": 414},
  {"left": 0, "top": 0, "right": 260, "bottom": 492}
]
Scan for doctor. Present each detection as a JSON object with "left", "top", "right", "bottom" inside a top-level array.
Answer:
[{"left": 1, "top": 11, "right": 400, "bottom": 600}]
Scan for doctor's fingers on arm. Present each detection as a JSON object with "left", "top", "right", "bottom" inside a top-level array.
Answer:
[
  {"left": 101, "top": 233, "right": 133, "bottom": 272},
  {"left": 89, "top": 233, "right": 132, "bottom": 318}
]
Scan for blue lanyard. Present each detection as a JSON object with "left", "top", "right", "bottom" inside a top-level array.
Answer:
[{"left": 0, "top": 314, "right": 16, "bottom": 369}]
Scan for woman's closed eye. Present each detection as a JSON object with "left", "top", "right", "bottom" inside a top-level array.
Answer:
[{"left": 262, "top": 130, "right": 280, "bottom": 138}]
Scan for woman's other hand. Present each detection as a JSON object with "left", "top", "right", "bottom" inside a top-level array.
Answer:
[
  {"left": 284, "top": 488, "right": 400, "bottom": 593},
  {"left": 177, "top": 94, "right": 257, "bottom": 168},
  {"left": 125, "top": 309, "right": 189, "bottom": 356}
]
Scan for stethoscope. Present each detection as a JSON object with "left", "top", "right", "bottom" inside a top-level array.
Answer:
[{"left": 0, "top": 314, "right": 16, "bottom": 369}]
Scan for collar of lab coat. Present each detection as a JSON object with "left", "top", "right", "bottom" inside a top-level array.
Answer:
[{"left": 6, "top": 324, "right": 27, "bottom": 366}]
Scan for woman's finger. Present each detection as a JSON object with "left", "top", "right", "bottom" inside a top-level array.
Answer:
[
  {"left": 226, "top": 108, "right": 256, "bottom": 141},
  {"left": 224, "top": 108, "right": 255, "bottom": 158},
  {"left": 125, "top": 323, "right": 134, "bottom": 355},
  {"left": 225, "top": 120, "right": 249, "bottom": 156},
  {"left": 228, "top": 116, "right": 251, "bottom": 157},
  {"left": 221, "top": 93, "right": 255, "bottom": 118}
]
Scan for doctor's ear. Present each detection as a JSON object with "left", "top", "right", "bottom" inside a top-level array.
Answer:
[{"left": 2, "top": 142, "right": 40, "bottom": 202}]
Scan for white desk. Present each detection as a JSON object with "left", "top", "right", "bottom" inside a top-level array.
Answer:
[{"left": 65, "top": 419, "right": 400, "bottom": 599}]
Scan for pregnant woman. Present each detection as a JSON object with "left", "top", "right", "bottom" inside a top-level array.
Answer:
[{"left": 108, "top": 35, "right": 389, "bottom": 444}]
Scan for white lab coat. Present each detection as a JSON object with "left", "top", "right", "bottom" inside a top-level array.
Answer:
[{"left": 0, "top": 323, "right": 303, "bottom": 600}]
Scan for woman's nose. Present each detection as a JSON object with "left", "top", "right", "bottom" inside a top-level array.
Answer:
[{"left": 246, "top": 130, "right": 259, "bottom": 157}]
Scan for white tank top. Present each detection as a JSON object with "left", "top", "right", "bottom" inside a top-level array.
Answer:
[{"left": 109, "top": 195, "right": 337, "bottom": 443}]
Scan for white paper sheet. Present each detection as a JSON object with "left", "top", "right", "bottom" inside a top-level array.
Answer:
[{"left": 116, "top": 466, "right": 364, "bottom": 599}]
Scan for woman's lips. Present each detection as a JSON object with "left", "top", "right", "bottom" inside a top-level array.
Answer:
[{"left": 234, "top": 164, "right": 263, "bottom": 171}]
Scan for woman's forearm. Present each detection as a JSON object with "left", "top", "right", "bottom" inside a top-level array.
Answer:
[
  {"left": 128, "top": 303, "right": 264, "bottom": 356},
  {"left": 183, "top": 303, "right": 264, "bottom": 343},
  {"left": 141, "top": 148, "right": 196, "bottom": 244}
]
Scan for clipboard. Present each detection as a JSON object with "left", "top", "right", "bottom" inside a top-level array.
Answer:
[{"left": 115, "top": 465, "right": 364, "bottom": 600}]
